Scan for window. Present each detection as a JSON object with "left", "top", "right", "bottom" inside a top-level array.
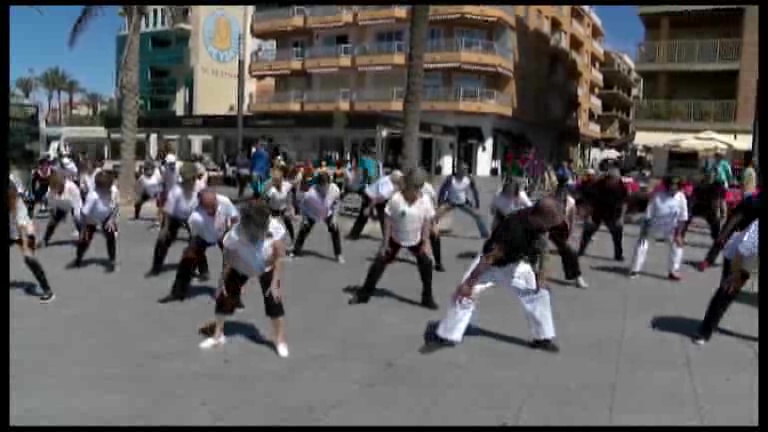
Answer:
[
  {"left": 160, "top": 9, "right": 166, "bottom": 27},
  {"left": 152, "top": 9, "right": 158, "bottom": 28},
  {"left": 428, "top": 27, "right": 443, "bottom": 41},
  {"left": 376, "top": 30, "right": 404, "bottom": 43},
  {"left": 143, "top": 14, "right": 149, "bottom": 29},
  {"left": 292, "top": 39, "right": 306, "bottom": 59}
]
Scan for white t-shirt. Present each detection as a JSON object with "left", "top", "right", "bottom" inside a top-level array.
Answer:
[
  {"left": 9, "top": 198, "right": 34, "bottom": 240},
  {"left": 136, "top": 170, "right": 162, "bottom": 197},
  {"left": 447, "top": 176, "right": 472, "bottom": 205},
  {"left": 163, "top": 185, "right": 198, "bottom": 220},
  {"left": 385, "top": 192, "right": 436, "bottom": 247},
  {"left": 188, "top": 195, "right": 239, "bottom": 244},
  {"left": 223, "top": 218, "right": 286, "bottom": 277},
  {"left": 302, "top": 184, "right": 341, "bottom": 222},
  {"left": 645, "top": 191, "right": 689, "bottom": 238},
  {"left": 82, "top": 186, "right": 119, "bottom": 225},
  {"left": 723, "top": 219, "right": 759, "bottom": 272},
  {"left": 265, "top": 181, "right": 293, "bottom": 211},
  {"left": 345, "top": 168, "right": 363, "bottom": 190},
  {"left": 48, "top": 180, "right": 83, "bottom": 214},
  {"left": 79, "top": 169, "right": 102, "bottom": 195},
  {"left": 162, "top": 165, "right": 179, "bottom": 191},
  {"left": 366, "top": 175, "right": 397, "bottom": 201},
  {"left": 491, "top": 191, "right": 532, "bottom": 216},
  {"left": 421, "top": 182, "right": 437, "bottom": 207}
]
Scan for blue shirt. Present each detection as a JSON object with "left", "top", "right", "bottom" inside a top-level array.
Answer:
[{"left": 250, "top": 148, "right": 270, "bottom": 177}]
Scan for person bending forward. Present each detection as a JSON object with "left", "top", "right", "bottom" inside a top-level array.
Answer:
[
  {"left": 292, "top": 172, "right": 344, "bottom": 263},
  {"left": 67, "top": 171, "right": 119, "bottom": 273},
  {"left": 41, "top": 172, "right": 83, "bottom": 247}
]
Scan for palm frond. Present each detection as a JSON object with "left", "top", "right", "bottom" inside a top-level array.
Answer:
[{"left": 68, "top": 6, "right": 104, "bottom": 48}]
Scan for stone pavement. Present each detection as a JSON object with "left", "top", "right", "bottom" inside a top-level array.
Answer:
[{"left": 10, "top": 183, "right": 758, "bottom": 425}]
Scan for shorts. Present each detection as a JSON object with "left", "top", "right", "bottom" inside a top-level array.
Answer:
[{"left": 215, "top": 268, "right": 283, "bottom": 318}]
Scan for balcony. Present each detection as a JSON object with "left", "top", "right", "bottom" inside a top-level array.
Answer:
[
  {"left": 587, "top": 121, "right": 601, "bottom": 135},
  {"left": 249, "top": 91, "right": 304, "bottom": 113},
  {"left": 422, "top": 87, "right": 513, "bottom": 116},
  {"left": 590, "top": 67, "right": 603, "bottom": 85},
  {"left": 425, "top": 38, "right": 514, "bottom": 75},
  {"left": 550, "top": 31, "right": 568, "bottom": 51},
  {"left": 353, "top": 87, "right": 405, "bottom": 112},
  {"left": 571, "top": 19, "right": 585, "bottom": 37},
  {"left": 429, "top": 6, "right": 516, "bottom": 28},
  {"left": 636, "top": 39, "right": 742, "bottom": 72},
  {"left": 592, "top": 39, "right": 604, "bottom": 58},
  {"left": 305, "top": 6, "right": 354, "bottom": 29},
  {"left": 600, "top": 109, "right": 631, "bottom": 123},
  {"left": 599, "top": 87, "right": 633, "bottom": 107},
  {"left": 304, "top": 44, "right": 353, "bottom": 71},
  {"left": 171, "top": 8, "right": 191, "bottom": 32},
  {"left": 251, "top": 7, "right": 306, "bottom": 37},
  {"left": 636, "top": 99, "right": 743, "bottom": 131},
  {"left": 356, "top": 5, "right": 410, "bottom": 25},
  {"left": 249, "top": 48, "right": 304, "bottom": 76},
  {"left": 304, "top": 89, "right": 352, "bottom": 112},
  {"left": 590, "top": 94, "right": 602, "bottom": 111},
  {"left": 355, "top": 42, "right": 407, "bottom": 69}
]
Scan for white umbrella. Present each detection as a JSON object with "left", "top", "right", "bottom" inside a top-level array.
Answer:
[{"left": 663, "top": 131, "right": 732, "bottom": 152}]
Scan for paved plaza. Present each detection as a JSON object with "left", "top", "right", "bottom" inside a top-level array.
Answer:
[{"left": 10, "top": 183, "right": 758, "bottom": 426}]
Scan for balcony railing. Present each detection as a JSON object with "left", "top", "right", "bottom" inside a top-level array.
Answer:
[
  {"left": 591, "top": 67, "right": 603, "bottom": 83},
  {"left": 306, "top": 5, "right": 352, "bottom": 17},
  {"left": 590, "top": 94, "right": 602, "bottom": 108},
  {"left": 356, "top": 41, "right": 406, "bottom": 56},
  {"left": 264, "top": 91, "right": 305, "bottom": 104},
  {"left": 305, "top": 89, "right": 352, "bottom": 103},
  {"left": 253, "top": 6, "right": 306, "bottom": 21},
  {"left": 593, "top": 39, "right": 604, "bottom": 56},
  {"left": 551, "top": 31, "right": 568, "bottom": 50},
  {"left": 306, "top": 44, "right": 352, "bottom": 59},
  {"left": 588, "top": 121, "right": 601, "bottom": 133},
  {"left": 251, "top": 47, "right": 304, "bottom": 62},
  {"left": 636, "top": 99, "right": 737, "bottom": 123},
  {"left": 423, "top": 87, "right": 512, "bottom": 106},
  {"left": 355, "top": 87, "right": 405, "bottom": 102},
  {"left": 600, "top": 87, "right": 632, "bottom": 100},
  {"left": 571, "top": 19, "right": 585, "bottom": 35},
  {"left": 427, "top": 38, "right": 511, "bottom": 58},
  {"left": 357, "top": 5, "right": 410, "bottom": 12},
  {"left": 637, "top": 39, "right": 741, "bottom": 65}
]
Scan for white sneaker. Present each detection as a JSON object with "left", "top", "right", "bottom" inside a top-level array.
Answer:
[
  {"left": 575, "top": 276, "right": 589, "bottom": 288},
  {"left": 276, "top": 342, "right": 289, "bottom": 358},
  {"left": 199, "top": 335, "right": 226, "bottom": 349},
  {"left": 337, "top": 256, "right": 346, "bottom": 264}
]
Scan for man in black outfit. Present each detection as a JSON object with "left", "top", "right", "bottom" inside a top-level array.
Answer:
[
  {"left": 697, "top": 191, "right": 760, "bottom": 271},
  {"left": 680, "top": 171, "right": 724, "bottom": 242},
  {"left": 577, "top": 168, "right": 628, "bottom": 261}
]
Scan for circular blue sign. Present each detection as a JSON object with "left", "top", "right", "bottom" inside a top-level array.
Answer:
[{"left": 203, "top": 9, "right": 240, "bottom": 64}]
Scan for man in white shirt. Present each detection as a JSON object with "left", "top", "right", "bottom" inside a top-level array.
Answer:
[
  {"left": 134, "top": 160, "right": 162, "bottom": 220},
  {"left": 41, "top": 171, "right": 83, "bottom": 247},
  {"left": 148, "top": 163, "right": 199, "bottom": 276},
  {"left": 159, "top": 189, "right": 239, "bottom": 304},
  {"left": 693, "top": 218, "right": 758, "bottom": 345},
  {"left": 157, "top": 153, "right": 179, "bottom": 227},
  {"left": 421, "top": 180, "right": 445, "bottom": 272},
  {"left": 292, "top": 172, "right": 344, "bottom": 263},
  {"left": 436, "top": 163, "right": 490, "bottom": 238},
  {"left": 348, "top": 168, "right": 438, "bottom": 309},
  {"left": 264, "top": 171, "right": 296, "bottom": 244},
  {"left": 347, "top": 170, "right": 404, "bottom": 240},
  {"left": 68, "top": 171, "right": 120, "bottom": 273}
]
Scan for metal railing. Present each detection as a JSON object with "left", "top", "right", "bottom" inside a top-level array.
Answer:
[
  {"left": 571, "top": 19, "right": 585, "bottom": 35},
  {"left": 601, "top": 109, "right": 631, "bottom": 120},
  {"left": 423, "top": 87, "right": 513, "bottom": 106},
  {"left": 356, "top": 41, "right": 406, "bottom": 56},
  {"left": 251, "top": 47, "right": 305, "bottom": 62},
  {"left": 253, "top": 6, "right": 306, "bottom": 21},
  {"left": 600, "top": 87, "right": 632, "bottom": 100},
  {"left": 263, "top": 91, "right": 305, "bottom": 104},
  {"left": 305, "top": 89, "right": 352, "bottom": 103},
  {"left": 636, "top": 99, "right": 737, "bottom": 123},
  {"left": 357, "top": 5, "right": 410, "bottom": 12},
  {"left": 426, "top": 38, "right": 511, "bottom": 58},
  {"left": 306, "top": 44, "right": 352, "bottom": 58},
  {"left": 637, "top": 39, "right": 742, "bottom": 65},
  {"left": 306, "top": 6, "right": 353, "bottom": 17}
]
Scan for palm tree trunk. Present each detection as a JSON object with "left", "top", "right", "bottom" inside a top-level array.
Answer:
[
  {"left": 56, "top": 90, "right": 63, "bottom": 124},
  {"left": 401, "top": 5, "right": 430, "bottom": 171},
  {"left": 69, "top": 92, "right": 75, "bottom": 118},
  {"left": 46, "top": 96, "right": 53, "bottom": 123},
  {"left": 118, "top": 7, "right": 142, "bottom": 206}
]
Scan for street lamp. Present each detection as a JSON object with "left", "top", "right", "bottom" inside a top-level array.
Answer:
[{"left": 236, "top": 6, "right": 248, "bottom": 153}]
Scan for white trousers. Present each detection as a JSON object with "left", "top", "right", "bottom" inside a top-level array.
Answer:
[
  {"left": 436, "top": 255, "right": 556, "bottom": 343},
  {"left": 630, "top": 235, "right": 683, "bottom": 274}
]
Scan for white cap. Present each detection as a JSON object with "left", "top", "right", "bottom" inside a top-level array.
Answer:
[
  {"left": 165, "top": 154, "right": 177, "bottom": 163},
  {"left": 390, "top": 170, "right": 403, "bottom": 178}
]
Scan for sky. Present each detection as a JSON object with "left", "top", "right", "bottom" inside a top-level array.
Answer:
[{"left": 10, "top": 5, "right": 644, "bottom": 100}]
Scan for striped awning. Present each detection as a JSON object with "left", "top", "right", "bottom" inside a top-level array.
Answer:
[{"left": 633, "top": 131, "right": 687, "bottom": 148}]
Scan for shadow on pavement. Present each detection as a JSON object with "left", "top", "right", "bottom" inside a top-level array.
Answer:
[
  {"left": 735, "top": 291, "right": 758, "bottom": 308},
  {"left": 364, "top": 256, "right": 415, "bottom": 265},
  {"left": 9, "top": 280, "right": 39, "bottom": 297},
  {"left": 188, "top": 285, "right": 217, "bottom": 300},
  {"left": 341, "top": 285, "right": 425, "bottom": 309},
  {"left": 716, "top": 327, "right": 758, "bottom": 343},
  {"left": 297, "top": 250, "right": 340, "bottom": 262},
  {"left": 224, "top": 321, "right": 274, "bottom": 348},
  {"left": 456, "top": 251, "right": 478, "bottom": 260},
  {"left": 75, "top": 257, "right": 113, "bottom": 270},
  {"left": 418, "top": 321, "right": 530, "bottom": 355},
  {"left": 591, "top": 265, "right": 670, "bottom": 281},
  {"left": 579, "top": 253, "right": 621, "bottom": 263},
  {"left": 42, "top": 239, "right": 77, "bottom": 248},
  {"left": 650, "top": 316, "right": 700, "bottom": 338}
]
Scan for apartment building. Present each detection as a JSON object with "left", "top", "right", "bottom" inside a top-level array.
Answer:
[
  {"left": 248, "top": 5, "right": 605, "bottom": 175},
  {"left": 635, "top": 5, "right": 758, "bottom": 135},
  {"left": 598, "top": 50, "right": 641, "bottom": 144}
]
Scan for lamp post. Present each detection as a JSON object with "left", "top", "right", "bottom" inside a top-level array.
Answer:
[
  {"left": 752, "top": 78, "right": 759, "bottom": 181},
  {"left": 236, "top": 6, "right": 248, "bottom": 153}
]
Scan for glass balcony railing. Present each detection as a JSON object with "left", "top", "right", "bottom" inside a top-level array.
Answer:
[
  {"left": 305, "top": 89, "right": 352, "bottom": 103},
  {"left": 306, "top": 44, "right": 353, "bottom": 59},
  {"left": 263, "top": 91, "right": 305, "bottom": 104},
  {"left": 253, "top": 6, "right": 306, "bottom": 21},
  {"left": 306, "top": 5, "right": 352, "bottom": 17},
  {"left": 356, "top": 41, "right": 406, "bottom": 56},
  {"left": 423, "top": 87, "right": 512, "bottom": 106},
  {"left": 251, "top": 47, "right": 305, "bottom": 62},
  {"left": 637, "top": 39, "right": 741, "bottom": 65},
  {"left": 636, "top": 99, "right": 737, "bottom": 123},
  {"left": 355, "top": 88, "right": 405, "bottom": 102},
  {"left": 426, "top": 38, "right": 511, "bottom": 59}
]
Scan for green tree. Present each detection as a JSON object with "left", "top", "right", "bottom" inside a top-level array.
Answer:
[
  {"left": 401, "top": 6, "right": 430, "bottom": 170},
  {"left": 14, "top": 76, "right": 37, "bottom": 100},
  {"left": 37, "top": 68, "right": 63, "bottom": 123},
  {"left": 65, "top": 78, "right": 82, "bottom": 120}
]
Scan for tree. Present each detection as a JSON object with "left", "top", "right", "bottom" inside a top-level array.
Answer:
[
  {"left": 14, "top": 76, "right": 37, "bottom": 100},
  {"left": 65, "top": 78, "right": 81, "bottom": 119},
  {"left": 401, "top": 5, "right": 430, "bottom": 171},
  {"left": 55, "top": 69, "right": 70, "bottom": 124},
  {"left": 37, "top": 68, "right": 60, "bottom": 123},
  {"left": 84, "top": 91, "right": 104, "bottom": 116}
]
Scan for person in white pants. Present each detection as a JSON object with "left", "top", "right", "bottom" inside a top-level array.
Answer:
[
  {"left": 426, "top": 198, "right": 565, "bottom": 352},
  {"left": 629, "top": 176, "right": 689, "bottom": 281}
]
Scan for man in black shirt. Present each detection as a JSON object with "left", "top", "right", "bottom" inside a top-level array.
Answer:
[
  {"left": 698, "top": 192, "right": 760, "bottom": 271},
  {"left": 681, "top": 171, "right": 725, "bottom": 242},
  {"left": 577, "top": 169, "right": 628, "bottom": 261}
]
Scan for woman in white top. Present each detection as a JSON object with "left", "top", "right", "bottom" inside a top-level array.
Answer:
[
  {"left": 41, "top": 172, "right": 83, "bottom": 247},
  {"left": 158, "top": 189, "right": 239, "bottom": 304},
  {"left": 436, "top": 163, "right": 490, "bottom": 238},
  {"left": 68, "top": 171, "right": 120, "bottom": 273},
  {"left": 629, "top": 176, "right": 689, "bottom": 280},
  {"left": 134, "top": 161, "right": 163, "bottom": 220},
  {"left": 292, "top": 172, "right": 344, "bottom": 263},
  {"left": 78, "top": 159, "right": 101, "bottom": 199},
  {"left": 148, "top": 163, "right": 198, "bottom": 276},
  {"left": 490, "top": 179, "right": 533, "bottom": 231},
  {"left": 694, "top": 218, "right": 758, "bottom": 344},
  {"left": 157, "top": 153, "right": 179, "bottom": 227},
  {"left": 347, "top": 170, "right": 404, "bottom": 240},
  {"left": 264, "top": 170, "right": 295, "bottom": 243},
  {"left": 349, "top": 168, "right": 438, "bottom": 309},
  {"left": 8, "top": 184, "right": 55, "bottom": 303},
  {"left": 198, "top": 200, "right": 289, "bottom": 356}
]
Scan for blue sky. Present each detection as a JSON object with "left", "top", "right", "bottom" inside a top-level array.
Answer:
[{"left": 10, "top": 5, "right": 643, "bottom": 99}]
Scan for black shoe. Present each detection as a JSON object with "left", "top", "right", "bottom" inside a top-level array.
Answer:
[
  {"left": 235, "top": 298, "right": 245, "bottom": 311},
  {"left": 348, "top": 290, "right": 371, "bottom": 305},
  {"left": 145, "top": 269, "right": 161, "bottom": 278},
  {"left": 39, "top": 292, "right": 55, "bottom": 304},
  {"left": 158, "top": 294, "right": 184, "bottom": 304},
  {"left": 421, "top": 297, "right": 439, "bottom": 310},
  {"left": 65, "top": 260, "right": 82, "bottom": 270},
  {"left": 615, "top": 255, "right": 625, "bottom": 262},
  {"left": 434, "top": 264, "right": 446, "bottom": 272},
  {"left": 105, "top": 261, "right": 117, "bottom": 273},
  {"left": 529, "top": 339, "right": 560, "bottom": 353}
]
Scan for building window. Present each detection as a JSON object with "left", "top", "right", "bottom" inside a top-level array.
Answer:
[
  {"left": 376, "top": 30, "right": 404, "bottom": 44},
  {"left": 152, "top": 9, "right": 158, "bottom": 28},
  {"left": 160, "top": 9, "right": 166, "bottom": 27},
  {"left": 143, "top": 14, "right": 149, "bottom": 29}
]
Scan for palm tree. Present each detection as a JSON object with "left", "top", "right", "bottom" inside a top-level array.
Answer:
[
  {"left": 14, "top": 76, "right": 37, "bottom": 100},
  {"left": 401, "top": 5, "right": 430, "bottom": 171},
  {"left": 84, "top": 91, "right": 104, "bottom": 116},
  {"left": 37, "top": 68, "right": 60, "bottom": 123},
  {"left": 55, "top": 69, "right": 70, "bottom": 124},
  {"left": 69, "top": 7, "right": 187, "bottom": 206},
  {"left": 65, "top": 78, "right": 82, "bottom": 118}
]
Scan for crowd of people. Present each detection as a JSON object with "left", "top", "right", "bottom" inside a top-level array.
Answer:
[{"left": 8, "top": 144, "right": 760, "bottom": 359}]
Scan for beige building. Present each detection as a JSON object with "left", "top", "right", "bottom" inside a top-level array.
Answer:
[
  {"left": 598, "top": 50, "right": 641, "bottom": 144},
  {"left": 248, "top": 5, "right": 606, "bottom": 175}
]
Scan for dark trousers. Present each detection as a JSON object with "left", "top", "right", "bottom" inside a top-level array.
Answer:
[
  {"left": 579, "top": 212, "right": 624, "bottom": 259},
  {"left": 429, "top": 231, "right": 443, "bottom": 267},
  {"left": 11, "top": 236, "right": 53, "bottom": 294},
  {"left": 294, "top": 216, "right": 342, "bottom": 257},
  {"left": 549, "top": 223, "right": 582, "bottom": 280},
  {"left": 76, "top": 222, "right": 117, "bottom": 264},
  {"left": 151, "top": 216, "right": 187, "bottom": 272},
  {"left": 358, "top": 238, "right": 434, "bottom": 301},
  {"left": 681, "top": 209, "right": 721, "bottom": 241},
  {"left": 271, "top": 209, "right": 295, "bottom": 243},
  {"left": 215, "top": 268, "right": 284, "bottom": 318},
  {"left": 236, "top": 173, "right": 250, "bottom": 198},
  {"left": 349, "top": 194, "right": 387, "bottom": 239},
  {"left": 134, "top": 192, "right": 153, "bottom": 220},
  {"left": 697, "top": 259, "right": 750, "bottom": 340},
  {"left": 170, "top": 236, "right": 222, "bottom": 299},
  {"left": 27, "top": 184, "right": 48, "bottom": 215},
  {"left": 43, "top": 208, "right": 82, "bottom": 244}
]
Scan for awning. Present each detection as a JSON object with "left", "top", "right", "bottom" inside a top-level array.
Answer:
[
  {"left": 634, "top": 130, "right": 753, "bottom": 152},
  {"left": 633, "top": 131, "right": 686, "bottom": 149}
]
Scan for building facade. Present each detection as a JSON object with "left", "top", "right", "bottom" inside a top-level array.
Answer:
[
  {"left": 598, "top": 50, "right": 641, "bottom": 144},
  {"left": 248, "top": 5, "right": 606, "bottom": 175}
]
